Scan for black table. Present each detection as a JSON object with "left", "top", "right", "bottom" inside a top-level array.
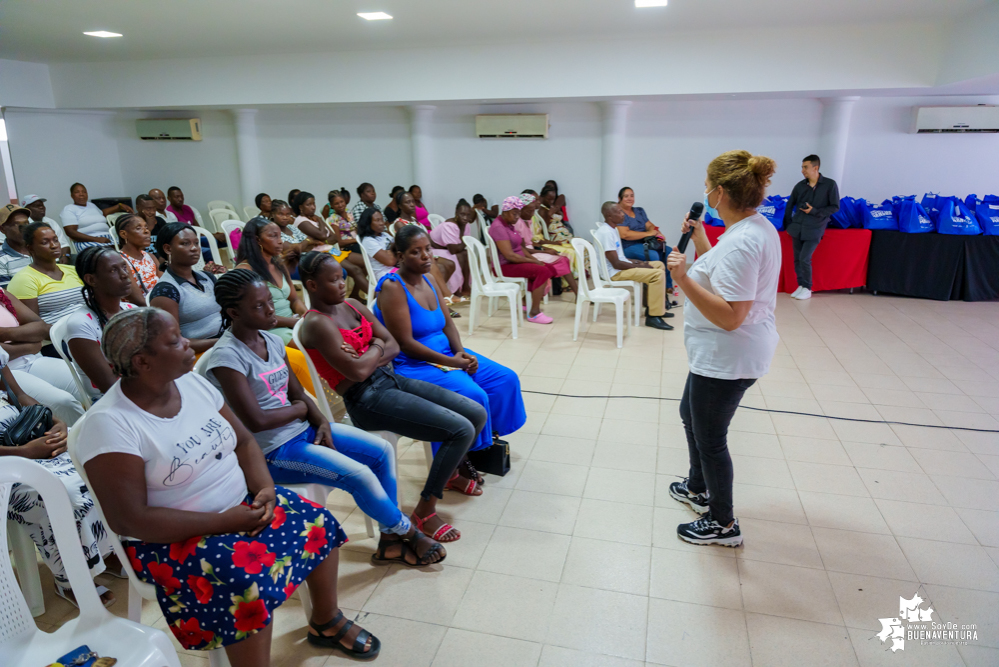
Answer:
[{"left": 867, "top": 230, "right": 999, "bottom": 301}]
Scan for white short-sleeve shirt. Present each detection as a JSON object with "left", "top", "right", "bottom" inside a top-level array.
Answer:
[
  {"left": 63, "top": 303, "right": 137, "bottom": 397},
  {"left": 360, "top": 233, "right": 394, "bottom": 281},
  {"left": 75, "top": 373, "right": 247, "bottom": 515},
  {"left": 683, "top": 213, "right": 781, "bottom": 380},
  {"left": 593, "top": 223, "right": 627, "bottom": 277}
]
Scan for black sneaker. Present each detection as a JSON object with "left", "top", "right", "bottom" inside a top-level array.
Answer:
[
  {"left": 645, "top": 316, "right": 674, "bottom": 331},
  {"left": 668, "top": 478, "right": 709, "bottom": 513},
  {"left": 677, "top": 512, "right": 743, "bottom": 547}
]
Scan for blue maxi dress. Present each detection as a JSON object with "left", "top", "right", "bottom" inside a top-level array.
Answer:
[{"left": 374, "top": 273, "right": 526, "bottom": 452}]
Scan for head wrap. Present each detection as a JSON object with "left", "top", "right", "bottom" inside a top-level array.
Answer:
[
  {"left": 518, "top": 193, "right": 536, "bottom": 207},
  {"left": 502, "top": 196, "right": 525, "bottom": 212}
]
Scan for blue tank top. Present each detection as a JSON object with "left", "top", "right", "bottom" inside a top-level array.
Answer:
[{"left": 372, "top": 274, "right": 452, "bottom": 370}]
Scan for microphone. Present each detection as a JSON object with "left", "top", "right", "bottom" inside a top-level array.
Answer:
[{"left": 676, "top": 201, "right": 704, "bottom": 254}]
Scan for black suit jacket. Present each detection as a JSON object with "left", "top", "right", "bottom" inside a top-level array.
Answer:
[{"left": 784, "top": 175, "right": 840, "bottom": 242}]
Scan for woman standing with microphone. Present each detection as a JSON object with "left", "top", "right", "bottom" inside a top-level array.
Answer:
[{"left": 665, "top": 150, "right": 780, "bottom": 547}]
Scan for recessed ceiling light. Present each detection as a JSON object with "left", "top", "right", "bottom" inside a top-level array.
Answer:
[
  {"left": 635, "top": 0, "right": 668, "bottom": 6},
  {"left": 84, "top": 30, "right": 122, "bottom": 38},
  {"left": 357, "top": 12, "right": 392, "bottom": 20}
]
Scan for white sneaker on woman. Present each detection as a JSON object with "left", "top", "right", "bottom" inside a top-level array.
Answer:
[{"left": 791, "top": 286, "right": 803, "bottom": 298}]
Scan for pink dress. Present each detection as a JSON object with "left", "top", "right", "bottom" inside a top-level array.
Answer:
[
  {"left": 414, "top": 203, "right": 432, "bottom": 231},
  {"left": 514, "top": 220, "right": 572, "bottom": 277},
  {"left": 429, "top": 221, "right": 465, "bottom": 293}
]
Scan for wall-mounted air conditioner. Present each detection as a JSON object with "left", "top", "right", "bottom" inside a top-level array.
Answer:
[
  {"left": 476, "top": 114, "right": 549, "bottom": 139},
  {"left": 913, "top": 106, "right": 999, "bottom": 133},
  {"left": 136, "top": 118, "right": 202, "bottom": 140}
]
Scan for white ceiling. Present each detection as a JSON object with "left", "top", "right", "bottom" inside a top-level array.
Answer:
[{"left": 1, "top": 0, "right": 993, "bottom": 64}]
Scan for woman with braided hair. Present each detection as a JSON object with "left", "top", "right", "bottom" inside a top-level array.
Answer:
[
  {"left": 115, "top": 213, "right": 161, "bottom": 304},
  {"left": 77, "top": 307, "right": 380, "bottom": 663},
  {"left": 208, "top": 269, "right": 445, "bottom": 567},
  {"left": 64, "top": 246, "right": 138, "bottom": 399}
]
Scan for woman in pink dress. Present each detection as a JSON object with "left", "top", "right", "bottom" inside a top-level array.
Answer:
[
  {"left": 409, "top": 185, "right": 432, "bottom": 230},
  {"left": 514, "top": 194, "right": 577, "bottom": 296},
  {"left": 429, "top": 199, "right": 474, "bottom": 296}
]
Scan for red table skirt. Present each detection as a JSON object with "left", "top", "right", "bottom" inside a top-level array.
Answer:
[{"left": 703, "top": 226, "right": 872, "bottom": 293}]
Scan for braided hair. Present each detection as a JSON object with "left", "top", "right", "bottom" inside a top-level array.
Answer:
[
  {"left": 101, "top": 307, "right": 168, "bottom": 379},
  {"left": 291, "top": 191, "right": 314, "bottom": 217},
  {"left": 268, "top": 199, "right": 291, "bottom": 220},
  {"left": 114, "top": 212, "right": 142, "bottom": 246},
  {"left": 235, "top": 218, "right": 281, "bottom": 285},
  {"left": 298, "top": 250, "right": 335, "bottom": 284},
  {"left": 75, "top": 246, "right": 121, "bottom": 330},
  {"left": 214, "top": 268, "right": 265, "bottom": 331}
]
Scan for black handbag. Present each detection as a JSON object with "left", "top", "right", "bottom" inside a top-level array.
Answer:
[
  {"left": 0, "top": 374, "right": 53, "bottom": 447},
  {"left": 466, "top": 442, "right": 511, "bottom": 477}
]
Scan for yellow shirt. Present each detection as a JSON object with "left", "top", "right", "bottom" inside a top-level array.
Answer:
[{"left": 8, "top": 264, "right": 85, "bottom": 324}]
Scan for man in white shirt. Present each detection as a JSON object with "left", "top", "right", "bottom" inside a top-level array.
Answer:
[
  {"left": 148, "top": 188, "right": 179, "bottom": 223},
  {"left": 595, "top": 201, "right": 674, "bottom": 331},
  {"left": 22, "top": 195, "right": 72, "bottom": 260}
]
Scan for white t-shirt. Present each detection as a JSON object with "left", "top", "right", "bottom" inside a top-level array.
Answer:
[
  {"left": 60, "top": 202, "right": 110, "bottom": 238},
  {"left": 593, "top": 224, "right": 627, "bottom": 277},
  {"left": 684, "top": 213, "right": 781, "bottom": 380},
  {"left": 75, "top": 373, "right": 247, "bottom": 515},
  {"left": 360, "top": 233, "right": 394, "bottom": 281},
  {"left": 64, "top": 303, "right": 137, "bottom": 398}
]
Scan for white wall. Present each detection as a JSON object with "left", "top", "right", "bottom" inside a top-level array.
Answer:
[{"left": 0, "top": 59, "right": 54, "bottom": 108}]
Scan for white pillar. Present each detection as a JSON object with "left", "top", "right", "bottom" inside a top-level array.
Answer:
[
  {"left": 232, "top": 108, "right": 262, "bottom": 209},
  {"left": 601, "top": 101, "right": 632, "bottom": 202},
  {"left": 409, "top": 105, "right": 436, "bottom": 211},
  {"left": 817, "top": 97, "right": 859, "bottom": 189}
]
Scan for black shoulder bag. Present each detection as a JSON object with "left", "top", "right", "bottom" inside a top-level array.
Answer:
[{"left": 0, "top": 373, "right": 54, "bottom": 447}]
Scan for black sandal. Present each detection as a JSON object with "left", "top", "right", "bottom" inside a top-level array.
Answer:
[
  {"left": 307, "top": 611, "right": 380, "bottom": 660},
  {"left": 371, "top": 532, "right": 446, "bottom": 568}
]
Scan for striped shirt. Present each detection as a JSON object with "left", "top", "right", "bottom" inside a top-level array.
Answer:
[
  {"left": 7, "top": 264, "right": 85, "bottom": 324},
  {"left": 0, "top": 243, "right": 31, "bottom": 288}
]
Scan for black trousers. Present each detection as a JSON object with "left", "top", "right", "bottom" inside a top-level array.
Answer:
[
  {"left": 791, "top": 236, "right": 821, "bottom": 290},
  {"left": 679, "top": 372, "right": 756, "bottom": 525}
]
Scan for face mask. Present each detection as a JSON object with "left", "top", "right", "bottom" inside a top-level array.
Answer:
[{"left": 703, "top": 187, "right": 720, "bottom": 220}]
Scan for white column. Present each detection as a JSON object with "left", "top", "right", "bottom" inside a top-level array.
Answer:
[
  {"left": 409, "top": 105, "right": 436, "bottom": 211},
  {"left": 601, "top": 101, "right": 632, "bottom": 202},
  {"left": 817, "top": 97, "right": 859, "bottom": 189},
  {"left": 232, "top": 108, "right": 262, "bottom": 209}
]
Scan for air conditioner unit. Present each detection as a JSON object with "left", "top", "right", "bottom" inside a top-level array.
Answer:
[
  {"left": 476, "top": 114, "right": 549, "bottom": 139},
  {"left": 136, "top": 118, "right": 202, "bottom": 141},
  {"left": 913, "top": 106, "right": 999, "bottom": 133}
]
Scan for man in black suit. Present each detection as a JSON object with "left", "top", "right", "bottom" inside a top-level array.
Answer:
[{"left": 783, "top": 155, "right": 840, "bottom": 300}]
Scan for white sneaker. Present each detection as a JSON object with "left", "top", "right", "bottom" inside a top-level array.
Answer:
[
  {"left": 790, "top": 286, "right": 803, "bottom": 298},
  {"left": 795, "top": 288, "right": 812, "bottom": 300}
]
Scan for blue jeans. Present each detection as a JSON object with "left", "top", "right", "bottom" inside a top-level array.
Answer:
[
  {"left": 624, "top": 243, "right": 674, "bottom": 289},
  {"left": 266, "top": 424, "right": 410, "bottom": 535}
]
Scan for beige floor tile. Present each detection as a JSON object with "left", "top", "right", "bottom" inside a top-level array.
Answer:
[
  {"left": 598, "top": 418, "right": 661, "bottom": 446},
  {"left": 779, "top": 435, "right": 853, "bottom": 465},
  {"left": 333, "top": 548, "right": 392, "bottom": 610},
  {"left": 603, "top": 397, "right": 664, "bottom": 423},
  {"left": 732, "top": 482, "right": 809, "bottom": 525},
  {"left": 727, "top": 409, "right": 776, "bottom": 435},
  {"left": 522, "top": 362, "right": 571, "bottom": 379},
  {"left": 573, "top": 498, "right": 654, "bottom": 546},
  {"left": 830, "top": 420, "right": 901, "bottom": 445},
  {"left": 528, "top": 434, "right": 596, "bottom": 466},
  {"left": 431, "top": 628, "right": 542, "bottom": 667},
  {"left": 728, "top": 431, "right": 784, "bottom": 459},
  {"left": 437, "top": 486, "right": 513, "bottom": 525},
  {"left": 514, "top": 460, "right": 590, "bottom": 497},
  {"left": 875, "top": 404, "right": 944, "bottom": 427},
  {"left": 810, "top": 383, "right": 870, "bottom": 404},
  {"left": 846, "top": 625, "right": 964, "bottom": 667},
  {"left": 923, "top": 584, "right": 999, "bottom": 649},
  {"left": 499, "top": 490, "right": 581, "bottom": 535},
  {"left": 909, "top": 448, "right": 997, "bottom": 480},
  {"left": 739, "top": 559, "right": 843, "bottom": 624},
  {"left": 827, "top": 572, "right": 931, "bottom": 631},
  {"left": 561, "top": 537, "right": 651, "bottom": 595},
  {"left": 430, "top": 520, "right": 495, "bottom": 570},
  {"left": 322, "top": 613, "right": 448, "bottom": 667},
  {"left": 655, "top": 446, "right": 689, "bottom": 477},
  {"left": 759, "top": 379, "right": 814, "bottom": 399},
  {"left": 451, "top": 570, "right": 557, "bottom": 643},
  {"left": 652, "top": 506, "right": 737, "bottom": 557},
  {"left": 930, "top": 475, "right": 999, "bottom": 511},
  {"left": 842, "top": 441, "right": 923, "bottom": 473},
  {"left": 477, "top": 526, "right": 571, "bottom": 583},
  {"left": 959, "top": 644, "right": 999, "bottom": 667},
  {"left": 524, "top": 391, "right": 557, "bottom": 413},
  {"left": 550, "top": 394, "right": 606, "bottom": 417},
  {"left": 736, "top": 517, "right": 824, "bottom": 569},
  {"left": 521, "top": 411, "right": 548, "bottom": 434},
  {"left": 583, "top": 468, "right": 655, "bottom": 505},
  {"left": 852, "top": 373, "right": 910, "bottom": 391},
  {"left": 646, "top": 598, "right": 751, "bottom": 667},
  {"left": 771, "top": 413, "right": 838, "bottom": 440},
  {"left": 874, "top": 499, "right": 978, "bottom": 544},
  {"left": 731, "top": 454, "right": 796, "bottom": 489},
  {"left": 820, "top": 401, "right": 886, "bottom": 421},
  {"left": 933, "top": 410, "right": 999, "bottom": 430},
  {"left": 890, "top": 424, "right": 967, "bottom": 452},
  {"left": 547, "top": 584, "right": 648, "bottom": 661},
  {"left": 916, "top": 390, "right": 987, "bottom": 413},
  {"left": 591, "top": 441, "right": 658, "bottom": 472},
  {"left": 798, "top": 491, "right": 891, "bottom": 534},
  {"left": 540, "top": 413, "right": 602, "bottom": 440},
  {"left": 812, "top": 527, "right": 917, "bottom": 581},
  {"left": 765, "top": 395, "right": 825, "bottom": 414},
  {"left": 857, "top": 468, "right": 948, "bottom": 505},
  {"left": 955, "top": 507, "right": 999, "bottom": 547},
  {"left": 896, "top": 537, "right": 999, "bottom": 592},
  {"left": 362, "top": 564, "right": 474, "bottom": 625},
  {"left": 745, "top": 613, "right": 859, "bottom": 667},
  {"left": 649, "top": 547, "right": 742, "bottom": 610},
  {"left": 538, "top": 645, "right": 643, "bottom": 667},
  {"left": 957, "top": 429, "right": 999, "bottom": 456},
  {"left": 789, "top": 461, "right": 871, "bottom": 497}
]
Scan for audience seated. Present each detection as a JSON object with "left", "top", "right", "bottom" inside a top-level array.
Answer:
[
  {"left": 250, "top": 192, "right": 272, "bottom": 224},
  {"left": 209, "top": 269, "right": 445, "bottom": 567},
  {"left": 9, "top": 223, "right": 86, "bottom": 324},
  {"left": 350, "top": 183, "right": 381, "bottom": 221},
  {"left": 298, "top": 251, "right": 487, "bottom": 542},
  {"left": 472, "top": 194, "right": 498, "bottom": 222},
  {"left": 60, "top": 183, "right": 129, "bottom": 250},
  {"left": 0, "top": 351, "right": 118, "bottom": 607},
  {"left": 516, "top": 194, "right": 578, "bottom": 296},
  {"left": 115, "top": 213, "right": 161, "bottom": 304},
  {"left": 287, "top": 188, "right": 302, "bottom": 208},
  {"left": 78, "top": 308, "right": 379, "bottom": 663},
  {"left": 292, "top": 191, "right": 368, "bottom": 289},
  {"left": 0, "top": 287, "right": 86, "bottom": 424},
  {"left": 391, "top": 191, "right": 457, "bottom": 306},
  {"left": 543, "top": 179, "right": 570, "bottom": 223},
  {"left": 536, "top": 186, "right": 575, "bottom": 245},
  {"left": 166, "top": 186, "right": 228, "bottom": 256},
  {"left": 489, "top": 196, "right": 561, "bottom": 324},
  {"left": 382, "top": 185, "right": 406, "bottom": 224},
  {"left": 267, "top": 199, "right": 313, "bottom": 275},
  {"left": 134, "top": 194, "right": 168, "bottom": 247},
  {"left": 357, "top": 208, "right": 397, "bottom": 285},
  {"left": 595, "top": 202, "right": 676, "bottom": 331},
  {"left": 409, "top": 185, "right": 431, "bottom": 229},
  {"left": 376, "top": 226, "right": 526, "bottom": 495},
  {"left": 326, "top": 191, "right": 369, "bottom": 299},
  {"left": 235, "top": 219, "right": 308, "bottom": 345},
  {"left": 148, "top": 188, "right": 179, "bottom": 223},
  {"left": 22, "top": 195, "right": 72, "bottom": 259},
  {"left": 0, "top": 204, "right": 33, "bottom": 288},
  {"left": 430, "top": 199, "right": 475, "bottom": 295},
  {"left": 65, "top": 246, "right": 140, "bottom": 399}
]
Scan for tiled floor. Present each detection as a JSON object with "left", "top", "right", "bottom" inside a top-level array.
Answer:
[{"left": 39, "top": 290, "right": 999, "bottom": 666}]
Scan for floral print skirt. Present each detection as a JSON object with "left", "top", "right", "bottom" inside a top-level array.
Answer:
[{"left": 124, "top": 487, "right": 346, "bottom": 651}]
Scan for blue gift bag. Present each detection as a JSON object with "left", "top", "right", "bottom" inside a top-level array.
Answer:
[
  {"left": 848, "top": 198, "right": 867, "bottom": 228},
  {"left": 756, "top": 195, "right": 786, "bottom": 231},
  {"left": 830, "top": 196, "right": 855, "bottom": 229},
  {"left": 973, "top": 195, "right": 999, "bottom": 235},
  {"left": 862, "top": 199, "right": 898, "bottom": 230},
  {"left": 921, "top": 193, "right": 943, "bottom": 223},
  {"left": 964, "top": 194, "right": 980, "bottom": 214},
  {"left": 936, "top": 197, "right": 982, "bottom": 235},
  {"left": 896, "top": 199, "right": 935, "bottom": 233},
  {"left": 892, "top": 195, "right": 916, "bottom": 220}
]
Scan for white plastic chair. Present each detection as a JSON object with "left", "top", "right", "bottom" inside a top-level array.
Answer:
[
  {"left": 244, "top": 205, "right": 260, "bottom": 221},
  {"left": 8, "top": 520, "right": 44, "bottom": 617},
  {"left": 483, "top": 230, "right": 545, "bottom": 316},
  {"left": 191, "top": 226, "right": 223, "bottom": 267},
  {"left": 426, "top": 214, "right": 445, "bottom": 230},
  {"left": 106, "top": 211, "right": 126, "bottom": 226},
  {"left": 221, "top": 219, "right": 245, "bottom": 252},
  {"left": 210, "top": 208, "right": 240, "bottom": 228},
  {"left": 104, "top": 220, "right": 121, "bottom": 251},
  {"left": 0, "top": 457, "right": 181, "bottom": 667},
  {"left": 208, "top": 200, "right": 237, "bottom": 214},
  {"left": 50, "top": 316, "right": 94, "bottom": 411},
  {"left": 570, "top": 238, "right": 631, "bottom": 348},
  {"left": 590, "top": 228, "right": 643, "bottom": 326},
  {"left": 463, "top": 236, "right": 520, "bottom": 339},
  {"left": 354, "top": 239, "right": 381, "bottom": 305},
  {"left": 473, "top": 209, "right": 488, "bottom": 243},
  {"left": 189, "top": 206, "right": 205, "bottom": 227}
]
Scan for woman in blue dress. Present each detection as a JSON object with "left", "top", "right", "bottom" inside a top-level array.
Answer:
[{"left": 374, "top": 225, "right": 526, "bottom": 495}]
